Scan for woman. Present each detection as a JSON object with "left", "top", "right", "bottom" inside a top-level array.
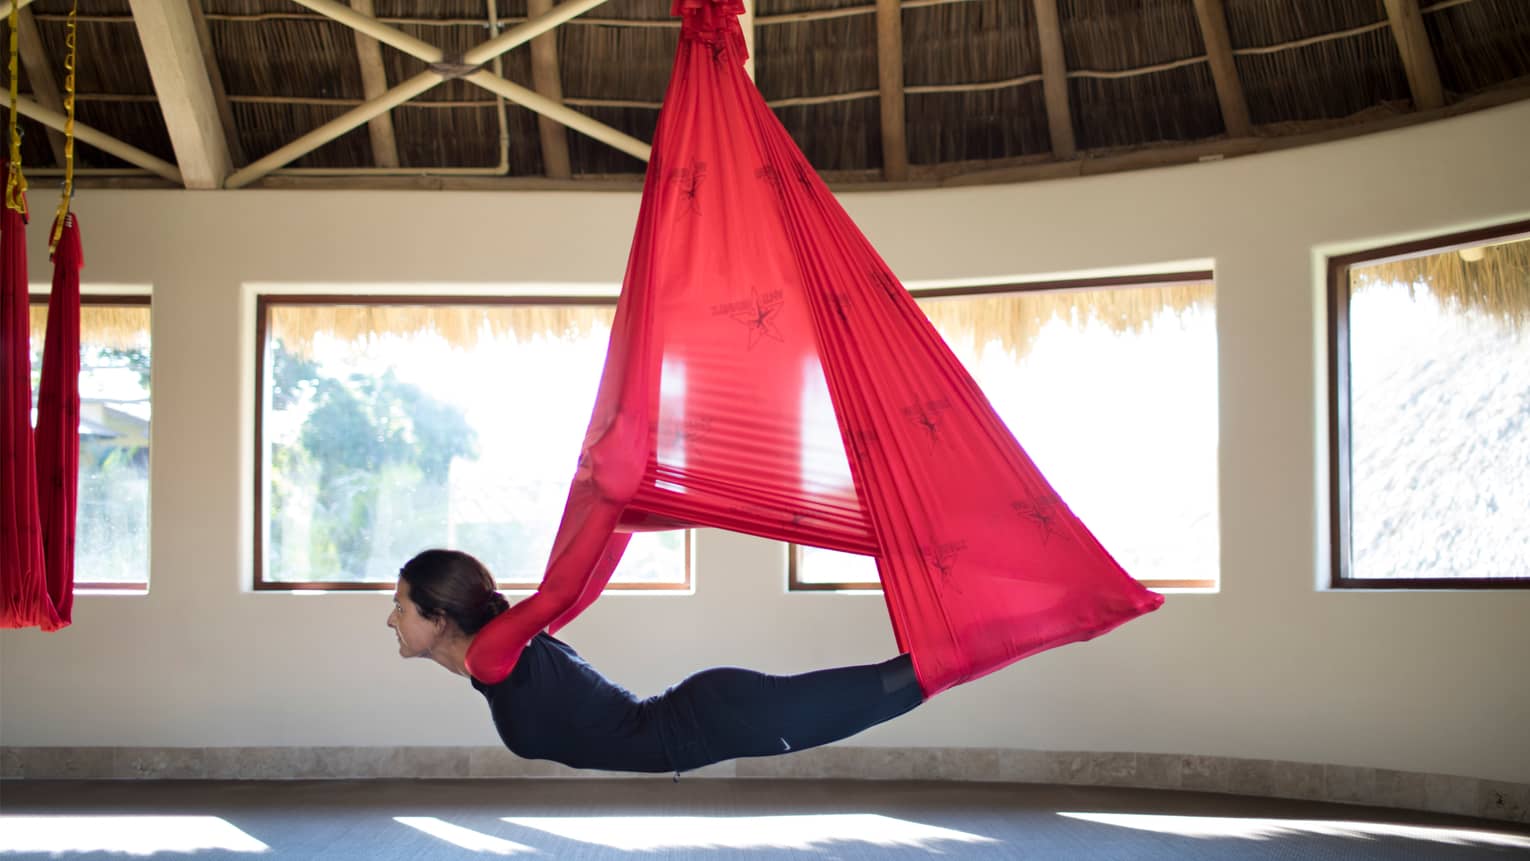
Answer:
[{"left": 388, "top": 548, "right": 924, "bottom": 775}]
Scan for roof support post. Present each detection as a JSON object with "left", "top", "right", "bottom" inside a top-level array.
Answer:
[
  {"left": 1191, "top": 0, "right": 1252, "bottom": 137},
  {"left": 185, "top": 0, "right": 246, "bottom": 166},
  {"left": 740, "top": 0, "right": 756, "bottom": 80},
  {"left": 1382, "top": 0, "right": 1445, "bottom": 110},
  {"left": 1031, "top": 0, "right": 1076, "bottom": 159},
  {"left": 349, "top": 0, "right": 399, "bottom": 167},
  {"left": 875, "top": 0, "right": 909, "bottom": 181},
  {"left": 128, "top": 0, "right": 233, "bottom": 188},
  {"left": 527, "top": 0, "right": 571, "bottom": 178}
]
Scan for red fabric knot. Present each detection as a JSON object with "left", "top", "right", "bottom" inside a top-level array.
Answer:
[{"left": 672, "top": 0, "right": 749, "bottom": 63}]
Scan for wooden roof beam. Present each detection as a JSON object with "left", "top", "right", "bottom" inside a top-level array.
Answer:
[
  {"left": 875, "top": 0, "right": 908, "bottom": 181},
  {"left": 225, "top": 0, "right": 646, "bottom": 188},
  {"left": 15, "top": 95, "right": 181, "bottom": 183},
  {"left": 1382, "top": 0, "right": 1445, "bottom": 110},
  {"left": 1191, "top": 0, "right": 1251, "bottom": 137},
  {"left": 128, "top": 0, "right": 233, "bottom": 188},
  {"left": 527, "top": 0, "right": 571, "bottom": 179},
  {"left": 741, "top": 0, "right": 756, "bottom": 80},
  {"left": 349, "top": 0, "right": 398, "bottom": 168},
  {"left": 186, "top": 0, "right": 246, "bottom": 166},
  {"left": 1031, "top": 0, "right": 1076, "bottom": 160},
  {"left": 14, "top": 7, "right": 68, "bottom": 167}
]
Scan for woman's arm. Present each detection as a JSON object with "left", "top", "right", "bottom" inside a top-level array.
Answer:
[{"left": 464, "top": 531, "right": 632, "bottom": 684}]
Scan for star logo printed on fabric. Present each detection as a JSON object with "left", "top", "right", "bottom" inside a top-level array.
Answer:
[
  {"left": 902, "top": 398, "right": 953, "bottom": 446},
  {"left": 921, "top": 540, "right": 969, "bottom": 593},
  {"left": 1012, "top": 494, "right": 1064, "bottom": 544},
  {"left": 712, "top": 287, "right": 786, "bottom": 348},
  {"left": 845, "top": 428, "right": 881, "bottom": 460},
  {"left": 869, "top": 269, "right": 903, "bottom": 302},
  {"left": 827, "top": 291, "right": 855, "bottom": 327},
  {"left": 671, "top": 160, "right": 706, "bottom": 216},
  {"left": 660, "top": 415, "right": 714, "bottom": 450},
  {"left": 793, "top": 161, "right": 815, "bottom": 192}
]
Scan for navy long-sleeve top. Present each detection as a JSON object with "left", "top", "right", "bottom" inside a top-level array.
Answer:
[{"left": 469, "top": 632, "right": 681, "bottom": 773}]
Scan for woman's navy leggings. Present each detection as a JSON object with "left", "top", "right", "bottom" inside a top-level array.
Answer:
[{"left": 657, "top": 653, "right": 924, "bottom": 773}]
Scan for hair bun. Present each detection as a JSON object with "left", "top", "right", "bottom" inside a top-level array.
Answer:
[{"left": 485, "top": 591, "right": 510, "bottom": 618}]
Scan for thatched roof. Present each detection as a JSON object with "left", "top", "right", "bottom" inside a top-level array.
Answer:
[
  {"left": 246, "top": 279, "right": 1217, "bottom": 359},
  {"left": 28, "top": 301, "right": 150, "bottom": 350},
  {"left": 3, "top": 0, "right": 1527, "bottom": 188},
  {"left": 1353, "top": 235, "right": 1530, "bottom": 326}
]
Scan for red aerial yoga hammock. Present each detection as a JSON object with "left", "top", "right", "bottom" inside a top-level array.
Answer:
[
  {"left": 467, "top": 0, "right": 1163, "bottom": 696},
  {"left": 0, "top": 167, "right": 82, "bottom": 632}
]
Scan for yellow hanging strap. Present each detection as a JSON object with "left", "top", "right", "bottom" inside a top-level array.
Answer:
[
  {"left": 6, "top": 0, "right": 29, "bottom": 216},
  {"left": 49, "top": 0, "right": 78, "bottom": 252}
]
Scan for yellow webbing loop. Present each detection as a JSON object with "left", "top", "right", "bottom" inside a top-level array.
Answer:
[
  {"left": 49, "top": 0, "right": 78, "bottom": 253},
  {"left": 6, "top": 0, "right": 30, "bottom": 216}
]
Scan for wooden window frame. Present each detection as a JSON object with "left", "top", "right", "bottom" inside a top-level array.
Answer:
[
  {"left": 1327, "top": 219, "right": 1530, "bottom": 590},
  {"left": 788, "top": 270, "right": 1218, "bottom": 592},
  {"left": 29, "top": 293, "right": 153, "bottom": 591},
  {"left": 253, "top": 294, "right": 692, "bottom": 593}
]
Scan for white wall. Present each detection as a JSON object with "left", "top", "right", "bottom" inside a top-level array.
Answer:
[{"left": 3, "top": 101, "right": 1528, "bottom": 784}]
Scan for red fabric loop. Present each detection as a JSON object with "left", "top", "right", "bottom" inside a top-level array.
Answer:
[
  {"left": 1, "top": 171, "right": 80, "bottom": 632},
  {"left": 466, "top": 24, "right": 1162, "bottom": 692}
]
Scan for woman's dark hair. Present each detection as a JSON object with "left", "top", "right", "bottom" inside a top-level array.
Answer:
[{"left": 398, "top": 549, "right": 510, "bottom": 635}]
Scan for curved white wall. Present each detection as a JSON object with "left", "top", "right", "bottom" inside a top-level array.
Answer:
[{"left": 3, "top": 100, "right": 1528, "bottom": 784}]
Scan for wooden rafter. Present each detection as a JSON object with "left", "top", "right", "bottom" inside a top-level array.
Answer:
[
  {"left": 1031, "top": 0, "right": 1076, "bottom": 159},
  {"left": 14, "top": 7, "right": 68, "bottom": 167},
  {"left": 875, "top": 0, "right": 909, "bottom": 181},
  {"left": 127, "top": 0, "right": 232, "bottom": 188},
  {"left": 740, "top": 0, "right": 755, "bottom": 80},
  {"left": 527, "top": 0, "right": 571, "bottom": 178},
  {"left": 227, "top": 0, "right": 646, "bottom": 188},
  {"left": 15, "top": 95, "right": 181, "bottom": 182},
  {"left": 350, "top": 0, "right": 398, "bottom": 168},
  {"left": 1191, "top": 0, "right": 1251, "bottom": 137},
  {"left": 186, "top": 0, "right": 246, "bottom": 166},
  {"left": 1382, "top": 0, "right": 1445, "bottom": 110},
  {"left": 52, "top": 76, "right": 1530, "bottom": 191}
]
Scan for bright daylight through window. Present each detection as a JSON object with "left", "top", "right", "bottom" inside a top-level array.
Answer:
[
  {"left": 794, "top": 278, "right": 1220, "bottom": 591},
  {"left": 29, "top": 299, "right": 151, "bottom": 588},
  {"left": 1337, "top": 230, "right": 1529, "bottom": 585},
  {"left": 257, "top": 300, "right": 686, "bottom": 589}
]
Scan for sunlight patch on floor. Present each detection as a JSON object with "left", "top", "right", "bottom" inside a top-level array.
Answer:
[
  {"left": 0, "top": 815, "right": 270, "bottom": 855},
  {"left": 394, "top": 816, "right": 537, "bottom": 855},
  {"left": 504, "top": 813, "right": 999, "bottom": 851},
  {"left": 1058, "top": 812, "right": 1530, "bottom": 848}
]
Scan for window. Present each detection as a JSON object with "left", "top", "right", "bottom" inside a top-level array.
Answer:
[
  {"left": 29, "top": 296, "right": 152, "bottom": 589},
  {"left": 1328, "top": 222, "right": 1530, "bottom": 588},
  {"left": 791, "top": 274, "right": 1220, "bottom": 592},
  {"left": 255, "top": 297, "right": 689, "bottom": 591}
]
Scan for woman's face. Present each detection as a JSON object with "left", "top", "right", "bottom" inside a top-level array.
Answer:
[{"left": 388, "top": 578, "right": 443, "bottom": 658}]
